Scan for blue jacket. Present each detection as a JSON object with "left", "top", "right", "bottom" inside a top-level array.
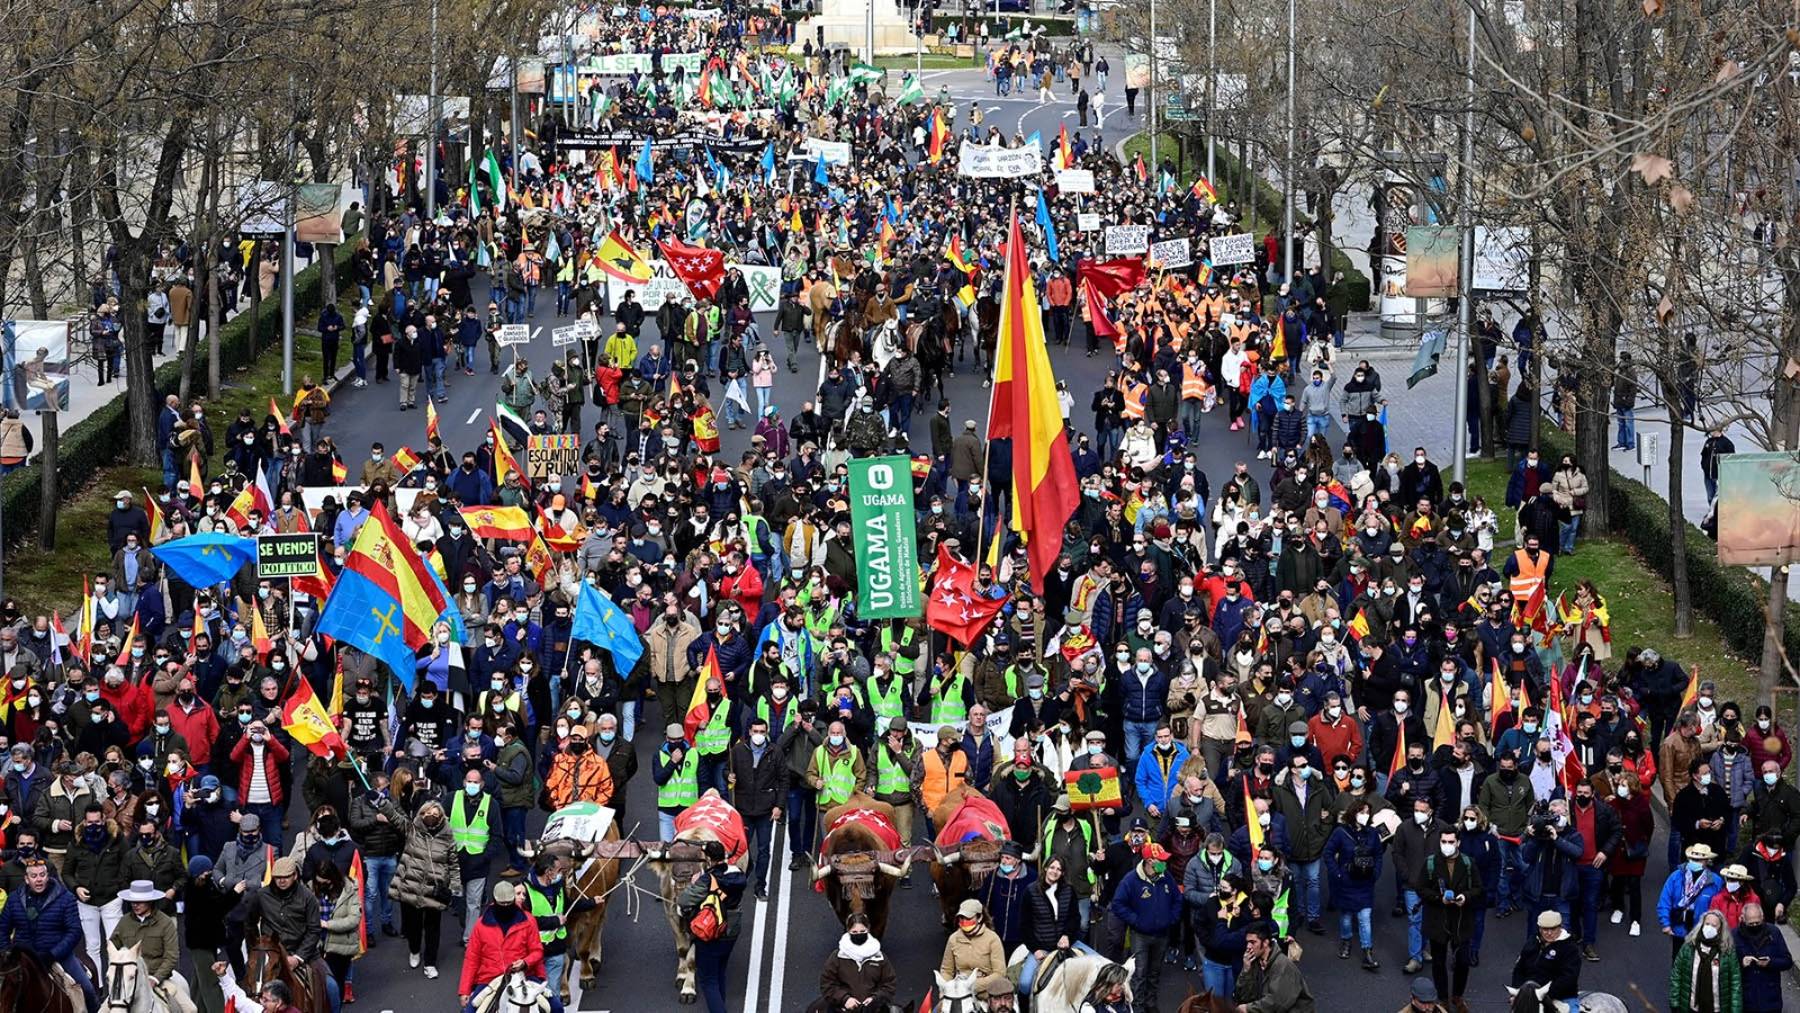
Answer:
[
  {"left": 1657, "top": 868, "right": 1724, "bottom": 939},
  {"left": 1458, "top": 829, "right": 1502, "bottom": 909},
  {"left": 1520, "top": 828, "right": 1583, "bottom": 902},
  {"left": 1109, "top": 867, "right": 1182, "bottom": 935},
  {"left": 1735, "top": 922, "right": 1794, "bottom": 1013},
  {"left": 1324, "top": 824, "right": 1385, "bottom": 912},
  {"left": 446, "top": 465, "right": 496, "bottom": 507},
  {"left": 0, "top": 879, "right": 82, "bottom": 961},
  {"left": 1119, "top": 665, "right": 1170, "bottom": 724},
  {"left": 1134, "top": 742, "right": 1190, "bottom": 812},
  {"left": 1212, "top": 595, "right": 1255, "bottom": 651},
  {"left": 979, "top": 864, "right": 1036, "bottom": 950}
]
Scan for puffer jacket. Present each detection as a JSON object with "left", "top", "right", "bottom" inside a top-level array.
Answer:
[
  {"left": 349, "top": 790, "right": 407, "bottom": 858},
  {"left": 248, "top": 880, "right": 322, "bottom": 960},
  {"left": 389, "top": 803, "right": 456, "bottom": 910},
  {"left": 320, "top": 881, "right": 363, "bottom": 957},
  {"left": 0, "top": 877, "right": 83, "bottom": 960},
  {"left": 62, "top": 826, "right": 129, "bottom": 905}
]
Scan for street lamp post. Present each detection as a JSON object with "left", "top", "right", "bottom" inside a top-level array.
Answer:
[
  {"left": 425, "top": 0, "right": 439, "bottom": 218},
  {"left": 1451, "top": 4, "right": 1478, "bottom": 484},
  {"left": 1206, "top": 0, "right": 1215, "bottom": 184},
  {"left": 1149, "top": 0, "right": 1158, "bottom": 166},
  {"left": 1282, "top": 0, "right": 1295, "bottom": 282}
]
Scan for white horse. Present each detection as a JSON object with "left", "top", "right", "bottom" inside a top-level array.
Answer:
[
  {"left": 870, "top": 318, "right": 902, "bottom": 372},
  {"left": 1506, "top": 982, "right": 1629, "bottom": 1013},
  {"left": 932, "top": 970, "right": 990, "bottom": 1013},
  {"left": 102, "top": 943, "right": 193, "bottom": 1013},
  {"left": 1005, "top": 948, "right": 1135, "bottom": 1013},
  {"left": 469, "top": 970, "right": 553, "bottom": 1013}
]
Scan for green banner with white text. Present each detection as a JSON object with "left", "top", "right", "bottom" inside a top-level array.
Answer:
[{"left": 848, "top": 455, "right": 921, "bottom": 620}]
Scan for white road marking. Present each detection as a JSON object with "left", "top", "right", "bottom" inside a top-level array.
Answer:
[
  {"left": 765, "top": 822, "right": 795, "bottom": 1012},
  {"left": 1017, "top": 101, "right": 1049, "bottom": 136},
  {"left": 742, "top": 820, "right": 774, "bottom": 1013},
  {"left": 465, "top": 408, "right": 482, "bottom": 425},
  {"left": 1062, "top": 110, "right": 1076, "bottom": 118}
]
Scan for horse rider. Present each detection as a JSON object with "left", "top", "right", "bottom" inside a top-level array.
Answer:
[
  {"left": 1510, "top": 910, "right": 1583, "bottom": 1013},
  {"left": 460, "top": 880, "right": 558, "bottom": 1013},
  {"left": 938, "top": 898, "right": 1014, "bottom": 1005},
  {"left": 109, "top": 879, "right": 184, "bottom": 994},
  {"left": 0, "top": 857, "right": 100, "bottom": 1012},
  {"left": 244, "top": 856, "right": 341, "bottom": 1013}
]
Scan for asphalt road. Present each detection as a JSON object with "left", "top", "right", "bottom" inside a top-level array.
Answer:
[{"left": 303, "top": 70, "right": 1746, "bottom": 1013}]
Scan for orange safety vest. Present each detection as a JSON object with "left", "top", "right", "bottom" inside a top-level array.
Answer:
[
  {"left": 1181, "top": 364, "right": 1209, "bottom": 401},
  {"left": 1122, "top": 383, "right": 1148, "bottom": 419},
  {"left": 1508, "top": 548, "right": 1548, "bottom": 602},
  {"left": 1201, "top": 294, "right": 1227, "bottom": 324},
  {"left": 919, "top": 747, "right": 970, "bottom": 815}
]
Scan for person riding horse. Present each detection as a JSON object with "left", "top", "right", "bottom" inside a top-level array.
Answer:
[
  {"left": 0, "top": 858, "right": 98, "bottom": 1012},
  {"left": 242, "top": 857, "right": 338, "bottom": 1013},
  {"left": 459, "top": 881, "right": 558, "bottom": 1013}
]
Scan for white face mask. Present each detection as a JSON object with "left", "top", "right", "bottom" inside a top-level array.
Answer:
[
  {"left": 1462, "top": 818, "right": 1478, "bottom": 831},
  {"left": 1439, "top": 842, "right": 1457, "bottom": 856}
]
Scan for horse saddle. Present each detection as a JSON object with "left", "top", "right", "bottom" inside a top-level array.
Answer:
[{"left": 1029, "top": 949, "right": 1072, "bottom": 999}]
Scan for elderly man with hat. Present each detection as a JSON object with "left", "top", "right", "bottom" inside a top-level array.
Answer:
[
  {"left": 1510, "top": 910, "right": 1581, "bottom": 1011},
  {"left": 937, "top": 898, "right": 1012, "bottom": 1003},
  {"left": 1659, "top": 842, "right": 1725, "bottom": 957},
  {"left": 244, "top": 855, "right": 337, "bottom": 1012},
  {"left": 109, "top": 879, "right": 183, "bottom": 992},
  {"left": 1110, "top": 839, "right": 1182, "bottom": 1013},
  {"left": 1402, "top": 976, "right": 1445, "bottom": 1013},
  {"left": 458, "top": 879, "right": 552, "bottom": 1013}
]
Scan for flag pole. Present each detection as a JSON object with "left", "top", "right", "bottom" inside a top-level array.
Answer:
[{"left": 974, "top": 199, "right": 1017, "bottom": 572}]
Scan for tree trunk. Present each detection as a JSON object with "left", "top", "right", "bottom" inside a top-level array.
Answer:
[
  {"left": 35, "top": 410, "right": 56, "bottom": 551},
  {"left": 1667, "top": 400, "right": 1691, "bottom": 637},
  {"left": 21, "top": 226, "right": 47, "bottom": 318},
  {"left": 115, "top": 242, "right": 159, "bottom": 465},
  {"left": 1763, "top": 568, "right": 1790, "bottom": 706},
  {"left": 207, "top": 256, "right": 224, "bottom": 400}
]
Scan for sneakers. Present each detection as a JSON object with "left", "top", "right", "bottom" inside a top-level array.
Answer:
[
  {"left": 1629, "top": 921, "right": 1641, "bottom": 936},
  {"left": 1581, "top": 945, "right": 1599, "bottom": 962},
  {"left": 352, "top": 378, "right": 367, "bottom": 388},
  {"left": 1610, "top": 910, "right": 1623, "bottom": 925},
  {"left": 423, "top": 966, "right": 438, "bottom": 980},
  {"left": 409, "top": 952, "right": 420, "bottom": 969},
  {"left": 1338, "top": 940, "right": 1352, "bottom": 959},
  {"left": 343, "top": 983, "right": 356, "bottom": 1005},
  {"left": 1402, "top": 959, "right": 1423, "bottom": 974}
]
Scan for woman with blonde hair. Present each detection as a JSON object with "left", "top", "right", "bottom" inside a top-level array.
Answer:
[{"left": 1669, "top": 910, "right": 1740, "bottom": 1013}]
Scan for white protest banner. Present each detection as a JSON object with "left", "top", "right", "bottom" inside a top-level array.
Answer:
[
  {"left": 573, "top": 319, "right": 601, "bottom": 339},
  {"left": 495, "top": 324, "right": 532, "bottom": 347},
  {"left": 1209, "top": 232, "right": 1256, "bottom": 265},
  {"left": 1055, "top": 169, "right": 1095, "bottom": 193},
  {"left": 802, "top": 137, "right": 853, "bottom": 165},
  {"left": 540, "top": 802, "right": 618, "bottom": 843},
  {"left": 581, "top": 52, "right": 705, "bottom": 76},
  {"left": 909, "top": 704, "right": 1016, "bottom": 758},
  {"left": 1148, "top": 237, "right": 1193, "bottom": 269},
  {"left": 551, "top": 326, "right": 580, "bottom": 347},
  {"left": 300, "top": 486, "right": 421, "bottom": 516},
  {"left": 957, "top": 139, "right": 1043, "bottom": 179},
  {"left": 608, "top": 261, "right": 782, "bottom": 312},
  {"left": 1104, "top": 224, "right": 1151, "bottom": 256},
  {"left": 1076, "top": 213, "right": 1102, "bottom": 232}
]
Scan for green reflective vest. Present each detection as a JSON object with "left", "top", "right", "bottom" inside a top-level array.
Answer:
[
  {"left": 755, "top": 696, "right": 796, "bottom": 735},
  {"left": 874, "top": 743, "right": 912, "bottom": 796},
  {"left": 930, "top": 671, "right": 969, "bottom": 725},
  {"left": 812, "top": 744, "right": 861, "bottom": 808},
  {"left": 882, "top": 625, "right": 918, "bottom": 676},
  {"left": 1040, "top": 816, "right": 1097, "bottom": 885},
  {"left": 867, "top": 675, "right": 906, "bottom": 723},
  {"left": 696, "top": 700, "right": 734, "bottom": 756},
  {"left": 449, "top": 792, "right": 492, "bottom": 855},
  {"left": 657, "top": 747, "right": 701, "bottom": 810},
  {"left": 526, "top": 879, "right": 567, "bottom": 944}
]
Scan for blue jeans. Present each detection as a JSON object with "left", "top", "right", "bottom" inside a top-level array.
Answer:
[
  {"left": 556, "top": 282, "right": 572, "bottom": 316},
  {"left": 363, "top": 855, "right": 398, "bottom": 931},
  {"left": 786, "top": 788, "right": 817, "bottom": 855},
  {"left": 1574, "top": 865, "right": 1604, "bottom": 945},
  {"left": 505, "top": 295, "right": 525, "bottom": 324},
  {"left": 693, "top": 938, "right": 735, "bottom": 1013},
  {"left": 1615, "top": 406, "right": 1636, "bottom": 450},
  {"left": 743, "top": 813, "right": 774, "bottom": 892},
  {"left": 1495, "top": 837, "right": 1523, "bottom": 912},
  {"left": 1122, "top": 720, "right": 1158, "bottom": 784},
  {"left": 1339, "top": 907, "right": 1372, "bottom": 947},
  {"left": 245, "top": 802, "right": 285, "bottom": 851},
  {"left": 659, "top": 811, "right": 679, "bottom": 842},
  {"left": 1202, "top": 957, "right": 1236, "bottom": 998},
  {"left": 352, "top": 338, "right": 367, "bottom": 381},
  {"left": 1020, "top": 943, "right": 1099, "bottom": 992},
  {"left": 427, "top": 359, "right": 447, "bottom": 400},
  {"left": 61, "top": 952, "right": 100, "bottom": 1011},
  {"left": 1559, "top": 516, "right": 1581, "bottom": 554},
  {"left": 1472, "top": 907, "right": 1487, "bottom": 955},
  {"left": 1306, "top": 414, "right": 1332, "bottom": 442},
  {"left": 889, "top": 393, "right": 915, "bottom": 435},
  {"left": 502, "top": 807, "right": 528, "bottom": 869},
  {"left": 1403, "top": 888, "right": 1425, "bottom": 961},
  {"left": 698, "top": 755, "right": 729, "bottom": 797},
  {"left": 1291, "top": 859, "right": 1322, "bottom": 923},
  {"left": 722, "top": 397, "right": 747, "bottom": 429},
  {"left": 524, "top": 285, "right": 538, "bottom": 316},
  {"left": 543, "top": 952, "right": 565, "bottom": 1000},
  {"left": 324, "top": 974, "right": 341, "bottom": 1013},
  {"left": 161, "top": 449, "right": 178, "bottom": 490}
]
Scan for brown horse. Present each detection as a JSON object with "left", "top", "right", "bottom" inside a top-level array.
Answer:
[
  {"left": 242, "top": 934, "right": 330, "bottom": 1013},
  {"left": 1176, "top": 991, "right": 1238, "bottom": 1013},
  {"left": 0, "top": 948, "right": 80, "bottom": 1013},
  {"left": 561, "top": 821, "right": 625, "bottom": 994}
]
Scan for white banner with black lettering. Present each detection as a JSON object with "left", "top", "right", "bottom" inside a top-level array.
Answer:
[
  {"left": 1148, "top": 237, "right": 1193, "bottom": 269},
  {"left": 607, "top": 261, "right": 782, "bottom": 312},
  {"left": 1209, "top": 232, "right": 1257, "bottom": 266},
  {"left": 957, "top": 140, "right": 1044, "bottom": 179},
  {"left": 1105, "top": 225, "right": 1151, "bottom": 256}
]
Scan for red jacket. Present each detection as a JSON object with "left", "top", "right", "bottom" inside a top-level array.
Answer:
[
  {"left": 229, "top": 734, "right": 290, "bottom": 806},
  {"left": 101, "top": 680, "right": 153, "bottom": 741},
  {"left": 164, "top": 700, "right": 221, "bottom": 768},
  {"left": 458, "top": 906, "right": 546, "bottom": 996},
  {"left": 720, "top": 566, "right": 764, "bottom": 619}
]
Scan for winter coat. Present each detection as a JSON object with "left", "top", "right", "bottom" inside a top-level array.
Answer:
[
  {"left": 818, "top": 941, "right": 898, "bottom": 1010},
  {"left": 1416, "top": 849, "right": 1483, "bottom": 944},
  {"left": 246, "top": 880, "right": 322, "bottom": 961},
  {"left": 458, "top": 905, "right": 545, "bottom": 996},
  {"left": 1269, "top": 780, "right": 1334, "bottom": 862},
  {"left": 1134, "top": 743, "right": 1190, "bottom": 813},
  {"left": 1734, "top": 922, "right": 1794, "bottom": 1013},
  {"left": 349, "top": 790, "right": 408, "bottom": 859},
  {"left": 63, "top": 828, "right": 129, "bottom": 905},
  {"left": 1108, "top": 867, "right": 1182, "bottom": 935},
  {"left": 389, "top": 806, "right": 456, "bottom": 910},
  {"left": 119, "top": 840, "right": 186, "bottom": 908},
  {"left": 1668, "top": 937, "right": 1741, "bottom": 1013},
  {"left": 1022, "top": 878, "right": 1082, "bottom": 952},
  {"left": 728, "top": 740, "right": 786, "bottom": 818},
  {"left": 1659, "top": 868, "right": 1725, "bottom": 939},
  {"left": 1521, "top": 826, "right": 1583, "bottom": 902},
  {"left": 0, "top": 878, "right": 83, "bottom": 960},
  {"left": 320, "top": 881, "right": 362, "bottom": 957},
  {"left": 109, "top": 909, "right": 180, "bottom": 979},
  {"left": 1324, "top": 823, "right": 1384, "bottom": 911},
  {"left": 979, "top": 865, "right": 1036, "bottom": 950}
]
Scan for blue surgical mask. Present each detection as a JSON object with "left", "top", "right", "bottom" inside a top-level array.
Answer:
[
  {"left": 464, "top": 784, "right": 481, "bottom": 796},
  {"left": 1290, "top": 735, "right": 1306, "bottom": 748},
  {"left": 1522, "top": 722, "right": 1538, "bottom": 735},
  {"left": 1765, "top": 772, "right": 1780, "bottom": 787},
  {"left": 1687, "top": 860, "right": 1706, "bottom": 874},
  {"left": 1257, "top": 858, "right": 1275, "bottom": 872},
  {"left": 84, "top": 690, "right": 100, "bottom": 702},
  {"left": 599, "top": 731, "right": 616, "bottom": 744},
  {"left": 829, "top": 734, "right": 845, "bottom": 747},
  {"left": 998, "top": 862, "right": 1017, "bottom": 875},
  {"left": 420, "top": 697, "right": 434, "bottom": 709}
]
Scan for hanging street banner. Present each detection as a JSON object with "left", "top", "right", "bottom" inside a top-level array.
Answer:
[
  {"left": 956, "top": 140, "right": 1043, "bottom": 179},
  {"left": 848, "top": 455, "right": 921, "bottom": 619},
  {"left": 607, "top": 260, "right": 781, "bottom": 312}
]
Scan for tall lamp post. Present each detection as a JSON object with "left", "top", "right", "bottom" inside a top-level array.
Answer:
[
  {"left": 1206, "top": 0, "right": 1215, "bottom": 184},
  {"left": 1451, "top": 3, "right": 1478, "bottom": 484},
  {"left": 1282, "top": 0, "right": 1295, "bottom": 282},
  {"left": 424, "top": 0, "right": 439, "bottom": 218},
  {"left": 1149, "top": 0, "right": 1159, "bottom": 166}
]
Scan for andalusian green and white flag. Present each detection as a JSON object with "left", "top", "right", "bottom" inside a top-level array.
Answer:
[
  {"left": 847, "top": 62, "right": 886, "bottom": 85},
  {"left": 896, "top": 73, "right": 924, "bottom": 106},
  {"left": 712, "top": 71, "right": 736, "bottom": 108},
  {"left": 467, "top": 157, "right": 481, "bottom": 217},
  {"left": 777, "top": 66, "right": 798, "bottom": 104},
  {"left": 482, "top": 149, "right": 508, "bottom": 211},
  {"left": 824, "top": 77, "right": 850, "bottom": 110}
]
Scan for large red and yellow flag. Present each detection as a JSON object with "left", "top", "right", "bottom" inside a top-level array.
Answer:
[
  {"left": 281, "top": 676, "right": 348, "bottom": 759},
  {"left": 985, "top": 211, "right": 1077, "bottom": 594},
  {"left": 684, "top": 645, "right": 722, "bottom": 743}
]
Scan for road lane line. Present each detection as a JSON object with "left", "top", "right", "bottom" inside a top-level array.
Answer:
[
  {"left": 1017, "top": 101, "right": 1048, "bottom": 136},
  {"left": 742, "top": 820, "right": 773, "bottom": 1013},
  {"left": 765, "top": 819, "right": 795, "bottom": 1013},
  {"left": 465, "top": 408, "right": 482, "bottom": 425}
]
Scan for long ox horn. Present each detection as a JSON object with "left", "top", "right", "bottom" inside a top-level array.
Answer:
[
  {"left": 811, "top": 858, "right": 833, "bottom": 882},
  {"left": 877, "top": 852, "right": 915, "bottom": 879},
  {"left": 934, "top": 844, "right": 960, "bottom": 866}
]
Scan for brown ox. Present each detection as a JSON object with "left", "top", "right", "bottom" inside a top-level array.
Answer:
[
  {"left": 644, "top": 791, "right": 752, "bottom": 1005},
  {"left": 810, "top": 794, "right": 912, "bottom": 938},
  {"left": 555, "top": 821, "right": 625, "bottom": 995},
  {"left": 927, "top": 786, "right": 1011, "bottom": 928}
]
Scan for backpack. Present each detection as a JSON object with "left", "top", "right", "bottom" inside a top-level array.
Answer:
[{"left": 686, "top": 875, "right": 727, "bottom": 942}]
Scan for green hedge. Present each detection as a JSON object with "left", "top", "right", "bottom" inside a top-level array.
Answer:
[
  {"left": 0, "top": 238, "right": 358, "bottom": 547},
  {"left": 1531, "top": 423, "right": 1800, "bottom": 674},
  {"left": 1201, "top": 140, "right": 1372, "bottom": 313}
]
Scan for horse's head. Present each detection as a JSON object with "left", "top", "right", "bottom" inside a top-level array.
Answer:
[
  {"left": 103, "top": 944, "right": 144, "bottom": 1010},
  {"left": 499, "top": 971, "right": 547, "bottom": 1013},
  {"left": 933, "top": 970, "right": 986, "bottom": 1013},
  {"left": 242, "top": 934, "right": 290, "bottom": 995}
]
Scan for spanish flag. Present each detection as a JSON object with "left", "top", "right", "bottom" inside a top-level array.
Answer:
[
  {"left": 424, "top": 401, "right": 439, "bottom": 443},
  {"left": 1680, "top": 664, "right": 1701, "bottom": 711},
  {"left": 1191, "top": 176, "right": 1219, "bottom": 204},
  {"left": 490, "top": 419, "right": 529, "bottom": 489},
  {"left": 538, "top": 506, "right": 582, "bottom": 552},
  {"left": 1244, "top": 779, "right": 1265, "bottom": 851},
  {"left": 684, "top": 645, "right": 722, "bottom": 743},
  {"left": 460, "top": 505, "right": 533, "bottom": 542},
  {"left": 945, "top": 233, "right": 975, "bottom": 274},
  {"left": 1271, "top": 315, "right": 1288, "bottom": 360},
  {"left": 986, "top": 211, "right": 1078, "bottom": 593},
  {"left": 390, "top": 446, "right": 421, "bottom": 475},
  {"left": 250, "top": 607, "right": 273, "bottom": 658},
  {"left": 1388, "top": 720, "right": 1408, "bottom": 778},
  {"left": 114, "top": 615, "right": 141, "bottom": 668},
  {"left": 280, "top": 676, "right": 348, "bottom": 759},
  {"left": 269, "top": 397, "right": 292, "bottom": 437},
  {"left": 927, "top": 107, "right": 949, "bottom": 164},
  {"left": 594, "top": 230, "right": 653, "bottom": 284},
  {"left": 330, "top": 456, "right": 348, "bottom": 484},
  {"left": 1056, "top": 124, "right": 1073, "bottom": 170},
  {"left": 1488, "top": 658, "right": 1513, "bottom": 739},
  {"left": 1346, "top": 609, "right": 1371, "bottom": 641},
  {"left": 143, "top": 489, "right": 167, "bottom": 543}
]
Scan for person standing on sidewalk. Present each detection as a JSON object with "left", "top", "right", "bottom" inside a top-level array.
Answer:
[
  {"left": 317, "top": 302, "right": 345, "bottom": 379},
  {"left": 1613, "top": 351, "right": 1638, "bottom": 451}
]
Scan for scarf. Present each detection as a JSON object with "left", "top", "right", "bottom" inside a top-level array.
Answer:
[
  {"left": 1686, "top": 943, "right": 1721, "bottom": 1011},
  {"left": 835, "top": 932, "right": 881, "bottom": 965}
]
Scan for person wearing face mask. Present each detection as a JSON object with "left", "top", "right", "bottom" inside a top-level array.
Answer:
[
  {"left": 118, "top": 816, "right": 182, "bottom": 914},
  {"left": 1667, "top": 908, "right": 1739, "bottom": 1013},
  {"left": 348, "top": 773, "right": 406, "bottom": 940},
  {"left": 546, "top": 725, "right": 614, "bottom": 812},
  {"left": 1708, "top": 863, "right": 1763, "bottom": 931},
  {"left": 390, "top": 799, "right": 455, "bottom": 977},
  {"left": 805, "top": 719, "right": 864, "bottom": 844},
  {"left": 447, "top": 768, "right": 498, "bottom": 945},
  {"left": 1742, "top": 758, "right": 1800, "bottom": 854},
  {"left": 653, "top": 723, "right": 704, "bottom": 843},
  {"left": 63, "top": 802, "right": 129, "bottom": 975},
  {"left": 815, "top": 909, "right": 898, "bottom": 1012},
  {"left": 728, "top": 716, "right": 785, "bottom": 902},
  {"left": 1733, "top": 901, "right": 1792, "bottom": 1013},
  {"left": 1659, "top": 843, "right": 1725, "bottom": 958},
  {"left": 1106, "top": 841, "right": 1181, "bottom": 1009},
  {"left": 1417, "top": 826, "right": 1481, "bottom": 1010},
  {"left": 1510, "top": 909, "right": 1581, "bottom": 1011},
  {"left": 1520, "top": 799, "right": 1583, "bottom": 943},
  {"left": 1323, "top": 799, "right": 1386, "bottom": 970},
  {"left": 1674, "top": 757, "right": 1733, "bottom": 863}
]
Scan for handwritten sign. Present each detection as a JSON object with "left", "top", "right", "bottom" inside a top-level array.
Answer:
[
  {"left": 1148, "top": 237, "right": 1193, "bottom": 269},
  {"left": 957, "top": 140, "right": 1043, "bottom": 179},
  {"left": 495, "top": 324, "right": 532, "bottom": 347},
  {"left": 1076, "top": 213, "right": 1102, "bottom": 232},
  {"left": 1104, "top": 224, "right": 1150, "bottom": 256},
  {"left": 1055, "top": 169, "right": 1095, "bottom": 193},
  {"left": 1209, "top": 232, "right": 1256, "bottom": 266},
  {"left": 526, "top": 434, "right": 581, "bottom": 480},
  {"left": 552, "top": 326, "right": 580, "bottom": 347}
]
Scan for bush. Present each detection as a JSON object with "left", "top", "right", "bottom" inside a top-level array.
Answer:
[
  {"left": 0, "top": 239, "right": 359, "bottom": 548},
  {"left": 1533, "top": 423, "right": 1800, "bottom": 673}
]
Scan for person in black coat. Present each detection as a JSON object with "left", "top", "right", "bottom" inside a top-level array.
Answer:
[
  {"left": 1672, "top": 759, "right": 1733, "bottom": 859},
  {"left": 728, "top": 717, "right": 786, "bottom": 901},
  {"left": 1018, "top": 855, "right": 1086, "bottom": 993},
  {"left": 1736, "top": 830, "right": 1797, "bottom": 920},
  {"left": 1510, "top": 909, "right": 1582, "bottom": 1006}
]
